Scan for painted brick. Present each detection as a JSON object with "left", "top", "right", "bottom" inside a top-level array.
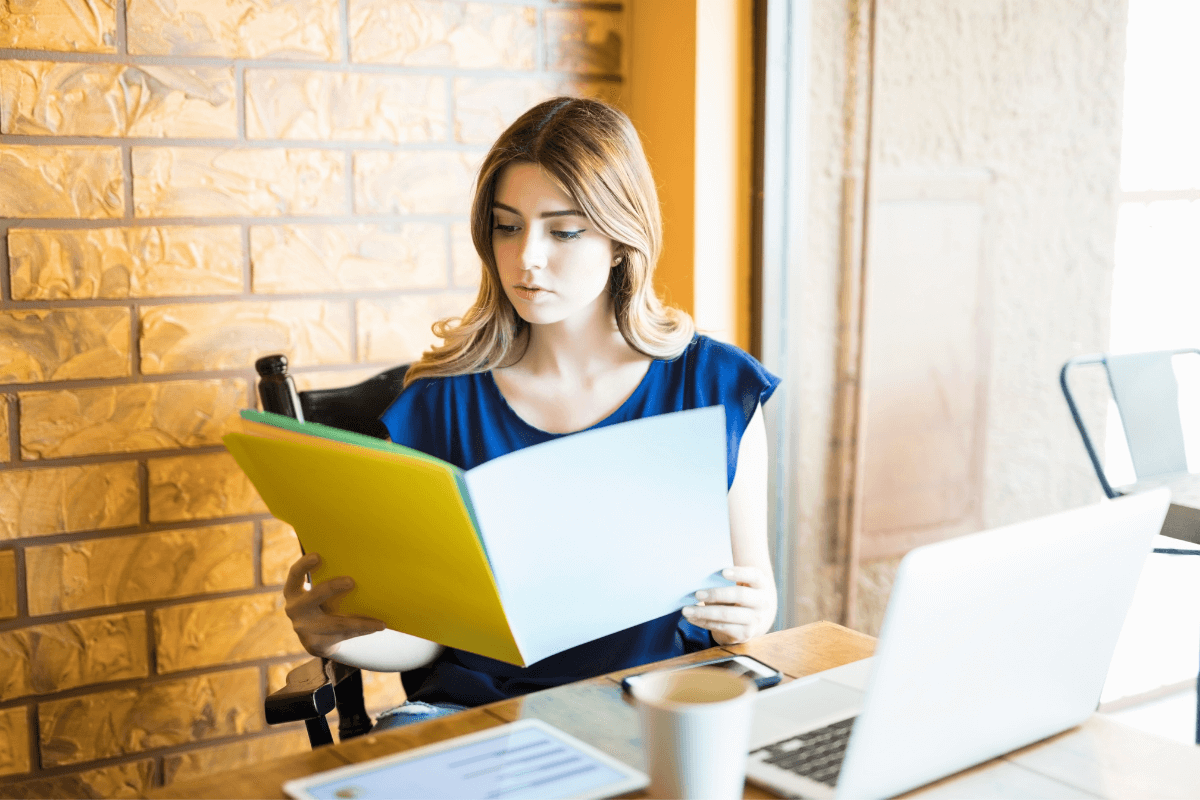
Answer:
[
  {"left": 251, "top": 223, "right": 446, "bottom": 294},
  {"left": 25, "top": 523, "right": 255, "bottom": 615},
  {"left": 0, "top": 308, "right": 130, "bottom": 383},
  {"left": 356, "top": 293, "right": 475, "bottom": 364},
  {"left": 0, "top": 0, "right": 116, "bottom": 53},
  {"left": 18, "top": 378, "right": 246, "bottom": 459},
  {"left": 0, "top": 146, "right": 122, "bottom": 219},
  {"left": 246, "top": 70, "right": 446, "bottom": 143},
  {"left": 261, "top": 519, "right": 301, "bottom": 586},
  {"left": 162, "top": 730, "right": 310, "bottom": 786},
  {"left": 452, "top": 76, "right": 555, "bottom": 146},
  {"left": 139, "top": 300, "right": 352, "bottom": 375},
  {"left": 149, "top": 452, "right": 267, "bottom": 523},
  {"left": 354, "top": 151, "right": 479, "bottom": 215},
  {"left": 350, "top": 0, "right": 536, "bottom": 69},
  {"left": 0, "top": 707, "right": 29, "bottom": 778},
  {"left": 127, "top": 0, "right": 338, "bottom": 60},
  {"left": 452, "top": 77, "right": 624, "bottom": 146},
  {"left": 0, "top": 62, "right": 235, "bottom": 138},
  {"left": 290, "top": 367, "right": 383, "bottom": 392},
  {"left": 133, "top": 147, "right": 346, "bottom": 218},
  {"left": 0, "top": 759, "right": 154, "bottom": 799},
  {"left": 9, "top": 226, "right": 243, "bottom": 300},
  {"left": 0, "top": 462, "right": 138, "bottom": 542},
  {"left": 0, "top": 400, "right": 9, "bottom": 462},
  {"left": 0, "top": 612, "right": 148, "bottom": 700},
  {"left": 451, "top": 221, "right": 482, "bottom": 288},
  {"left": 545, "top": 8, "right": 623, "bottom": 75},
  {"left": 38, "top": 667, "right": 263, "bottom": 767},
  {"left": 153, "top": 593, "right": 303, "bottom": 673},
  {"left": 0, "top": 551, "right": 15, "bottom": 620}
]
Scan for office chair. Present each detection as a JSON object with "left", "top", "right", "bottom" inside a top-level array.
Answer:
[
  {"left": 1060, "top": 348, "right": 1200, "bottom": 744},
  {"left": 1060, "top": 349, "right": 1200, "bottom": 500},
  {"left": 255, "top": 354, "right": 410, "bottom": 748}
]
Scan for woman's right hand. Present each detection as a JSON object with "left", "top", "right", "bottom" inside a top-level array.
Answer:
[{"left": 284, "top": 553, "right": 386, "bottom": 659}]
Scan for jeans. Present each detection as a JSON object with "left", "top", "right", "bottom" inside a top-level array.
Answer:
[{"left": 372, "top": 701, "right": 469, "bottom": 731}]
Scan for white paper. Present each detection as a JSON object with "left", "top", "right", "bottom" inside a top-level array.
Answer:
[
  {"left": 464, "top": 406, "right": 734, "bottom": 664},
  {"left": 284, "top": 719, "right": 646, "bottom": 800}
]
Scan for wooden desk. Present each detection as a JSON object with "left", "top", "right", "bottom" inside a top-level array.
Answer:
[{"left": 147, "top": 622, "right": 1200, "bottom": 800}]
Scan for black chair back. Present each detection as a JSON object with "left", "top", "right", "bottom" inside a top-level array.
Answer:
[{"left": 255, "top": 355, "right": 409, "bottom": 439}]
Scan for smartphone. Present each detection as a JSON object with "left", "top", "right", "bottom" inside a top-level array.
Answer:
[{"left": 620, "top": 655, "right": 783, "bottom": 694}]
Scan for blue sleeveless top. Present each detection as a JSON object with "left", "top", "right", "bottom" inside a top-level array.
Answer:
[{"left": 379, "top": 335, "right": 779, "bottom": 707}]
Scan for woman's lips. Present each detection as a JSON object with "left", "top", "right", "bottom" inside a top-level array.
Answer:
[{"left": 512, "top": 285, "right": 549, "bottom": 301}]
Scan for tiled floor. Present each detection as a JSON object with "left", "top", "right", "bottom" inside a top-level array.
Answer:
[{"left": 1103, "top": 685, "right": 1198, "bottom": 746}]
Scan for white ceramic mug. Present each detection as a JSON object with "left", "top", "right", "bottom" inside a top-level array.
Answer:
[{"left": 631, "top": 666, "right": 757, "bottom": 800}]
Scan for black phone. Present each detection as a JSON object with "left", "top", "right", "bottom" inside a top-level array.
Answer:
[{"left": 620, "top": 654, "right": 783, "bottom": 694}]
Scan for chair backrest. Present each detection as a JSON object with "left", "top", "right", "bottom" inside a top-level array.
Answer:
[
  {"left": 255, "top": 355, "right": 409, "bottom": 438},
  {"left": 1106, "top": 352, "right": 1189, "bottom": 480},
  {"left": 1061, "top": 348, "right": 1199, "bottom": 496}
]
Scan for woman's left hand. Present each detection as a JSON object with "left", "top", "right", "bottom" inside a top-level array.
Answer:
[{"left": 681, "top": 565, "right": 777, "bottom": 645}]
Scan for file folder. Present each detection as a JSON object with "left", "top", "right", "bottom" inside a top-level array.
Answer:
[{"left": 224, "top": 405, "right": 733, "bottom": 666}]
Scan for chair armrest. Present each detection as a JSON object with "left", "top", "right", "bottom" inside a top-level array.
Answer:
[
  {"left": 264, "top": 658, "right": 375, "bottom": 744},
  {"left": 265, "top": 657, "right": 335, "bottom": 725}
]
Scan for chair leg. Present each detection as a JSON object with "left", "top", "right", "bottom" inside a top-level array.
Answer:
[
  {"left": 333, "top": 667, "right": 374, "bottom": 741},
  {"left": 305, "top": 716, "right": 335, "bottom": 748}
]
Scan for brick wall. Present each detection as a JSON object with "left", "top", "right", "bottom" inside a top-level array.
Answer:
[{"left": 0, "top": 1, "right": 623, "bottom": 795}]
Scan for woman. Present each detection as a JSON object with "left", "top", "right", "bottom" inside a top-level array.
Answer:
[{"left": 284, "top": 97, "right": 779, "bottom": 727}]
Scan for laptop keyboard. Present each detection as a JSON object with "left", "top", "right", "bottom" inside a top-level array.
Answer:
[{"left": 749, "top": 716, "right": 857, "bottom": 787}]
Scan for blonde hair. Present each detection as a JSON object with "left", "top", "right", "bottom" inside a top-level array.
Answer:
[{"left": 403, "top": 97, "right": 694, "bottom": 387}]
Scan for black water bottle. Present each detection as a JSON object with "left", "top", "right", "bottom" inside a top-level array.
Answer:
[{"left": 255, "top": 354, "right": 305, "bottom": 421}]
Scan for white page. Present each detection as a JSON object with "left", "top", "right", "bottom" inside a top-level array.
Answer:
[
  {"left": 463, "top": 406, "right": 734, "bottom": 665},
  {"left": 285, "top": 720, "right": 645, "bottom": 800}
]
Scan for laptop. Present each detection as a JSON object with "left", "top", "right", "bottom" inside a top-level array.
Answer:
[{"left": 745, "top": 489, "right": 1170, "bottom": 799}]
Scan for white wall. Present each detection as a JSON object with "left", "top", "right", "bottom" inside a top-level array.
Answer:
[
  {"left": 861, "top": 0, "right": 1129, "bottom": 630},
  {"left": 787, "top": 0, "right": 1129, "bottom": 632}
]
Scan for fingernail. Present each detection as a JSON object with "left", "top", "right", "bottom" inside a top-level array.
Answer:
[
  {"left": 695, "top": 591, "right": 708, "bottom": 601},
  {"left": 682, "top": 607, "right": 695, "bottom": 616}
]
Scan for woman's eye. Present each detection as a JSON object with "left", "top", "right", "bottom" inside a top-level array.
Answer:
[
  {"left": 493, "top": 223, "right": 520, "bottom": 235},
  {"left": 552, "top": 230, "right": 584, "bottom": 241}
]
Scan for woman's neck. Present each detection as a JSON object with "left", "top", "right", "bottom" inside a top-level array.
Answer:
[
  {"left": 495, "top": 294, "right": 653, "bottom": 433},
  {"left": 518, "top": 295, "right": 639, "bottom": 380}
]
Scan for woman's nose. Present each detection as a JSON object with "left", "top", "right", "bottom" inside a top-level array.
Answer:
[{"left": 521, "top": 234, "right": 547, "bottom": 270}]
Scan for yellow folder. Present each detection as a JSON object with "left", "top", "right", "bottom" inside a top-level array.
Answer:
[
  {"left": 227, "top": 406, "right": 736, "bottom": 669},
  {"left": 224, "top": 411, "right": 525, "bottom": 666}
]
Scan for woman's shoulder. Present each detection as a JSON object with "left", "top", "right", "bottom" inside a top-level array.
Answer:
[
  {"left": 668, "top": 334, "right": 780, "bottom": 406},
  {"left": 668, "top": 335, "right": 777, "bottom": 384},
  {"left": 681, "top": 334, "right": 759, "bottom": 364},
  {"left": 380, "top": 371, "right": 496, "bottom": 456},
  {"left": 390, "top": 370, "right": 487, "bottom": 407},
  {"left": 381, "top": 371, "right": 487, "bottom": 425}
]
